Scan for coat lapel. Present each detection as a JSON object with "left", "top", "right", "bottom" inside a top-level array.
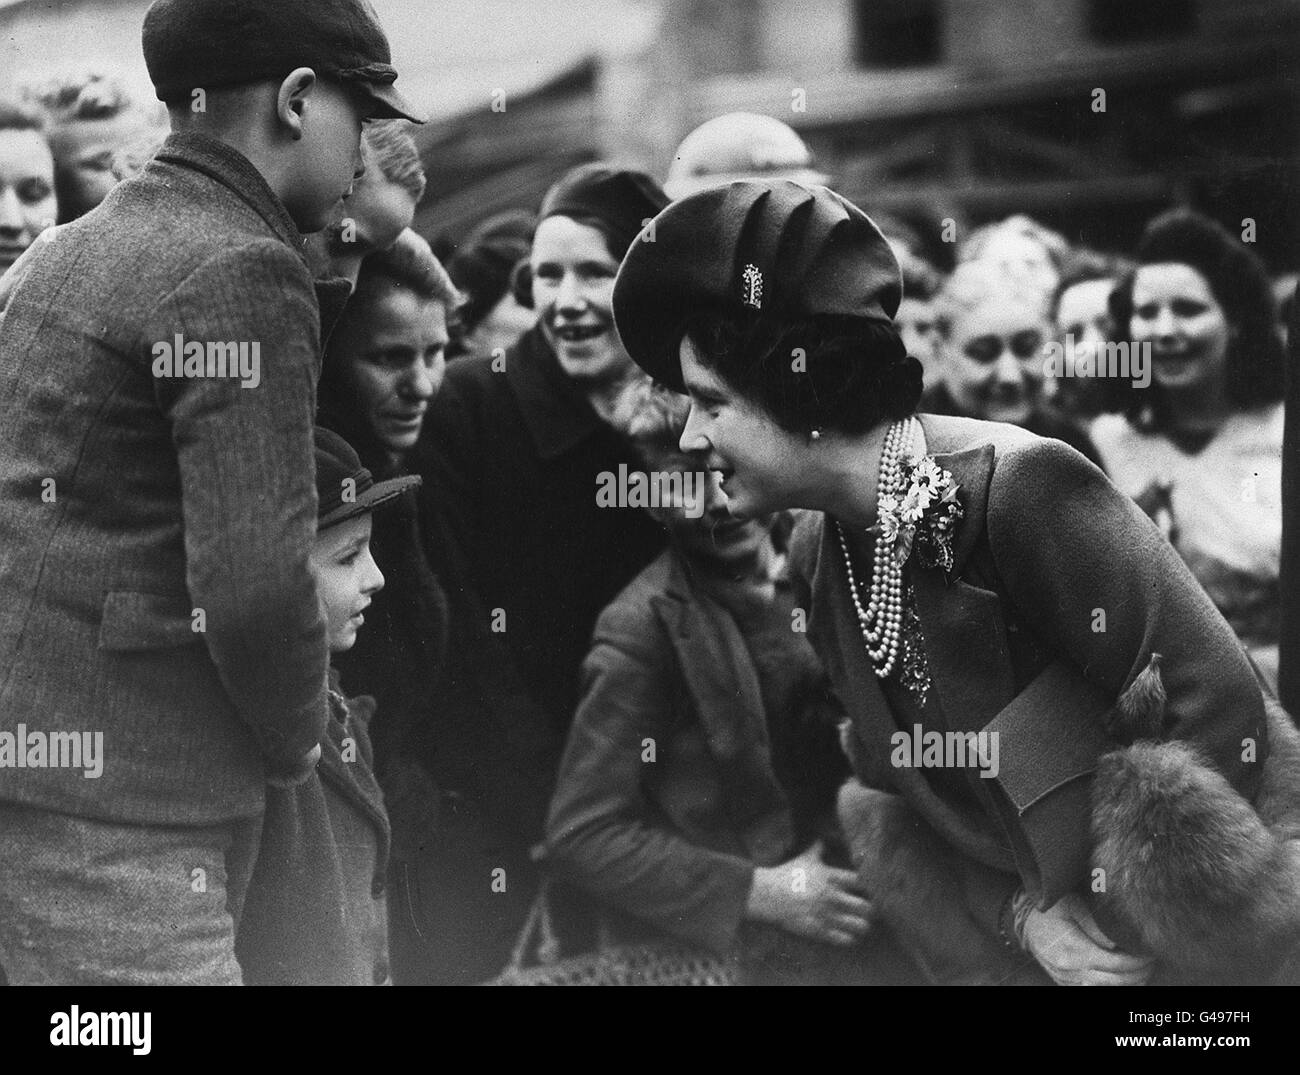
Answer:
[
  {"left": 805, "top": 429, "right": 1018, "bottom": 872},
  {"left": 910, "top": 438, "right": 1016, "bottom": 735}
]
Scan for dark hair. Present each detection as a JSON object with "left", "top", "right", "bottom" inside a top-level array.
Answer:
[
  {"left": 681, "top": 310, "right": 922, "bottom": 437},
  {"left": 1108, "top": 209, "right": 1284, "bottom": 425},
  {"left": 448, "top": 210, "right": 535, "bottom": 331}
]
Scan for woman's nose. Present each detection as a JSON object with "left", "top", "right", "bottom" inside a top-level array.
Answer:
[
  {"left": 555, "top": 271, "right": 585, "bottom": 312},
  {"left": 679, "top": 404, "right": 709, "bottom": 453},
  {"left": 994, "top": 349, "right": 1022, "bottom": 385},
  {"left": 1152, "top": 306, "right": 1177, "bottom": 338},
  {"left": 0, "top": 187, "right": 24, "bottom": 233}
]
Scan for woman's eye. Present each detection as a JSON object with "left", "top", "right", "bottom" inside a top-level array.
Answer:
[
  {"left": 1172, "top": 300, "right": 1208, "bottom": 317},
  {"left": 963, "top": 337, "right": 1002, "bottom": 364},
  {"left": 339, "top": 551, "right": 360, "bottom": 566},
  {"left": 17, "top": 179, "right": 52, "bottom": 203},
  {"left": 1133, "top": 304, "right": 1159, "bottom": 321}
]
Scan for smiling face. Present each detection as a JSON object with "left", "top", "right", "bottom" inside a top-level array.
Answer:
[
  {"left": 0, "top": 128, "right": 56, "bottom": 273},
  {"left": 531, "top": 215, "right": 636, "bottom": 388},
  {"left": 677, "top": 335, "right": 809, "bottom": 519},
  {"left": 311, "top": 513, "right": 385, "bottom": 652},
  {"left": 1128, "top": 262, "right": 1231, "bottom": 393},
  {"left": 329, "top": 280, "right": 450, "bottom": 455},
  {"left": 942, "top": 298, "right": 1048, "bottom": 425}
]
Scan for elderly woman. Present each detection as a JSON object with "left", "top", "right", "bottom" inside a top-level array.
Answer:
[
  {"left": 930, "top": 258, "right": 1102, "bottom": 467},
  {"left": 1092, "top": 210, "right": 1286, "bottom": 690},
  {"left": 545, "top": 382, "right": 923, "bottom": 984},
  {"left": 611, "top": 181, "right": 1274, "bottom": 985}
]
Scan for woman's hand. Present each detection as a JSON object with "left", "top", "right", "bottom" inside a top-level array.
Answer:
[
  {"left": 1022, "top": 893, "right": 1155, "bottom": 986},
  {"left": 746, "top": 841, "right": 874, "bottom": 946}
]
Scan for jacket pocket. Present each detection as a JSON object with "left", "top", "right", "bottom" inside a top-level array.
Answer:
[{"left": 98, "top": 589, "right": 204, "bottom": 651}]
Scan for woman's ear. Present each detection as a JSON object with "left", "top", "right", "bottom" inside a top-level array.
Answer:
[
  {"left": 277, "top": 67, "right": 317, "bottom": 142},
  {"left": 510, "top": 259, "right": 533, "bottom": 309}
]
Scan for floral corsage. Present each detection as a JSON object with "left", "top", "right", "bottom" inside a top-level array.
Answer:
[{"left": 874, "top": 454, "right": 963, "bottom": 572}]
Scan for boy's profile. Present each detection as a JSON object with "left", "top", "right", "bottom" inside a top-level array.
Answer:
[{"left": 0, "top": 0, "right": 422, "bottom": 984}]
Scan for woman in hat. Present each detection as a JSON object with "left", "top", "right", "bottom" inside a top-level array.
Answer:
[
  {"left": 1092, "top": 209, "right": 1285, "bottom": 691},
  {"left": 399, "top": 163, "right": 670, "bottom": 984},
  {"left": 611, "top": 181, "right": 1276, "bottom": 985}
]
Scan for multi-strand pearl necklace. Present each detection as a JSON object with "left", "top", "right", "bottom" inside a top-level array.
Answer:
[{"left": 835, "top": 416, "right": 918, "bottom": 680}]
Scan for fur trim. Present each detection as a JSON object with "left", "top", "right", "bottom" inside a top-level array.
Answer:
[{"left": 1091, "top": 656, "right": 1300, "bottom": 983}]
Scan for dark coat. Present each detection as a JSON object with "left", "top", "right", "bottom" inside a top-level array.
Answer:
[
  {"left": 0, "top": 131, "right": 329, "bottom": 824},
  {"left": 793, "top": 413, "right": 1267, "bottom": 932},
  {"left": 391, "top": 325, "right": 666, "bottom": 983},
  {"left": 545, "top": 546, "right": 846, "bottom": 954},
  {"left": 236, "top": 670, "right": 391, "bottom": 986}
]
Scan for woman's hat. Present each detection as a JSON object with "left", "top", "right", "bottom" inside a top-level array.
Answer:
[
  {"left": 314, "top": 426, "right": 420, "bottom": 530},
  {"left": 612, "top": 180, "right": 902, "bottom": 391}
]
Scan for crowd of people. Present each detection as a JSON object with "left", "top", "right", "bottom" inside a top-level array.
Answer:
[{"left": 0, "top": 0, "right": 1297, "bottom": 988}]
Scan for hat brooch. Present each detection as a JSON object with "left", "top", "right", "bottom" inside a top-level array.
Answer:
[{"left": 741, "top": 264, "right": 763, "bottom": 310}]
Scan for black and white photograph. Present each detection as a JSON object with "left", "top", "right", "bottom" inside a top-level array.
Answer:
[{"left": 0, "top": 0, "right": 1297, "bottom": 1049}]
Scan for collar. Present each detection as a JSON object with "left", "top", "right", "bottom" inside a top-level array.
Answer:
[
  {"left": 152, "top": 131, "right": 306, "bottom": 259},
  {"left": 505, "top": 324, "right": 605, "bottom": 460}
]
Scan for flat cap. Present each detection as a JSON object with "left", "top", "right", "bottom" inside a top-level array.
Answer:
[
  {"left": 143, "top": 0, "right": 425, "bottom": 123},
  {"left": 612, "top": 180, "right": 901, "bottom": 391},
  {"left": 315, "top": 426, "right": 420, "bottom": 530}
]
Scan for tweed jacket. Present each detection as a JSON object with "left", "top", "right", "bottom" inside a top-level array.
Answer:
[
  {"left": 791, "top": 413, "right": 1268, "bottom": 909},
  {"left": 0, "top": 132, "right": 329, "bottom": 824},
  {"left": 546, "top": 546, "right": 846, "bottom": 955}
]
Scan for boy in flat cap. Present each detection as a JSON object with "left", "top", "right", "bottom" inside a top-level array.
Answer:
[
  {"left": 0, "top": 0, "right": 420, "bottom": 984},
  {"left": 236, "top": 427, "right": 418, "bottom": 986}
]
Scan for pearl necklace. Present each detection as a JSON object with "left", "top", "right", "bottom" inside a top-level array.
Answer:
[{"left": 836, "top": 416, "right": 918, "bottom": 680}]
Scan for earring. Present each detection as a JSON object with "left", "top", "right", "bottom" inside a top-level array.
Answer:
[{"left": 809, "top": 429, "right": 822, "bottom": 442}]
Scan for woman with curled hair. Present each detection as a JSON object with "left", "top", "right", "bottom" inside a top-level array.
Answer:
[
  {"left": 1093, "top": 209, "right": 1285, "bottom": 688},
  {"left": 611, "top": 181, "right": 1274, "bottom": 985}
]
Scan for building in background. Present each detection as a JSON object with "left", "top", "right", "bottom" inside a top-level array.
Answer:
[{"left": 2, "top": 0, "right": 1296, "bottom": 265}]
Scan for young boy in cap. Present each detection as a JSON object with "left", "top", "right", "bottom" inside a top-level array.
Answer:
[
  {"left": 236, "top": 427, "right": 417, "bottom": 986},
  {"left": 0, "top": 0, "right": 421, "bottom": 984}
]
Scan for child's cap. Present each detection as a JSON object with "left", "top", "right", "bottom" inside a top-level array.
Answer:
[
  {"left": 314, "top": 426, "right": 420, "bottom": 529},
  {"left": 143, "top": 0, "right": 426, "bottom": 123}
]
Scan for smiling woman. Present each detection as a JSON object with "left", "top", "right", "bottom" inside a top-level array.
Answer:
[
  {"left": 1093, "top": 209, "right": 1287, "bottom": 687},
  {"left": 612, "top": 179, "right": 1279, "bottom": 985}
]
